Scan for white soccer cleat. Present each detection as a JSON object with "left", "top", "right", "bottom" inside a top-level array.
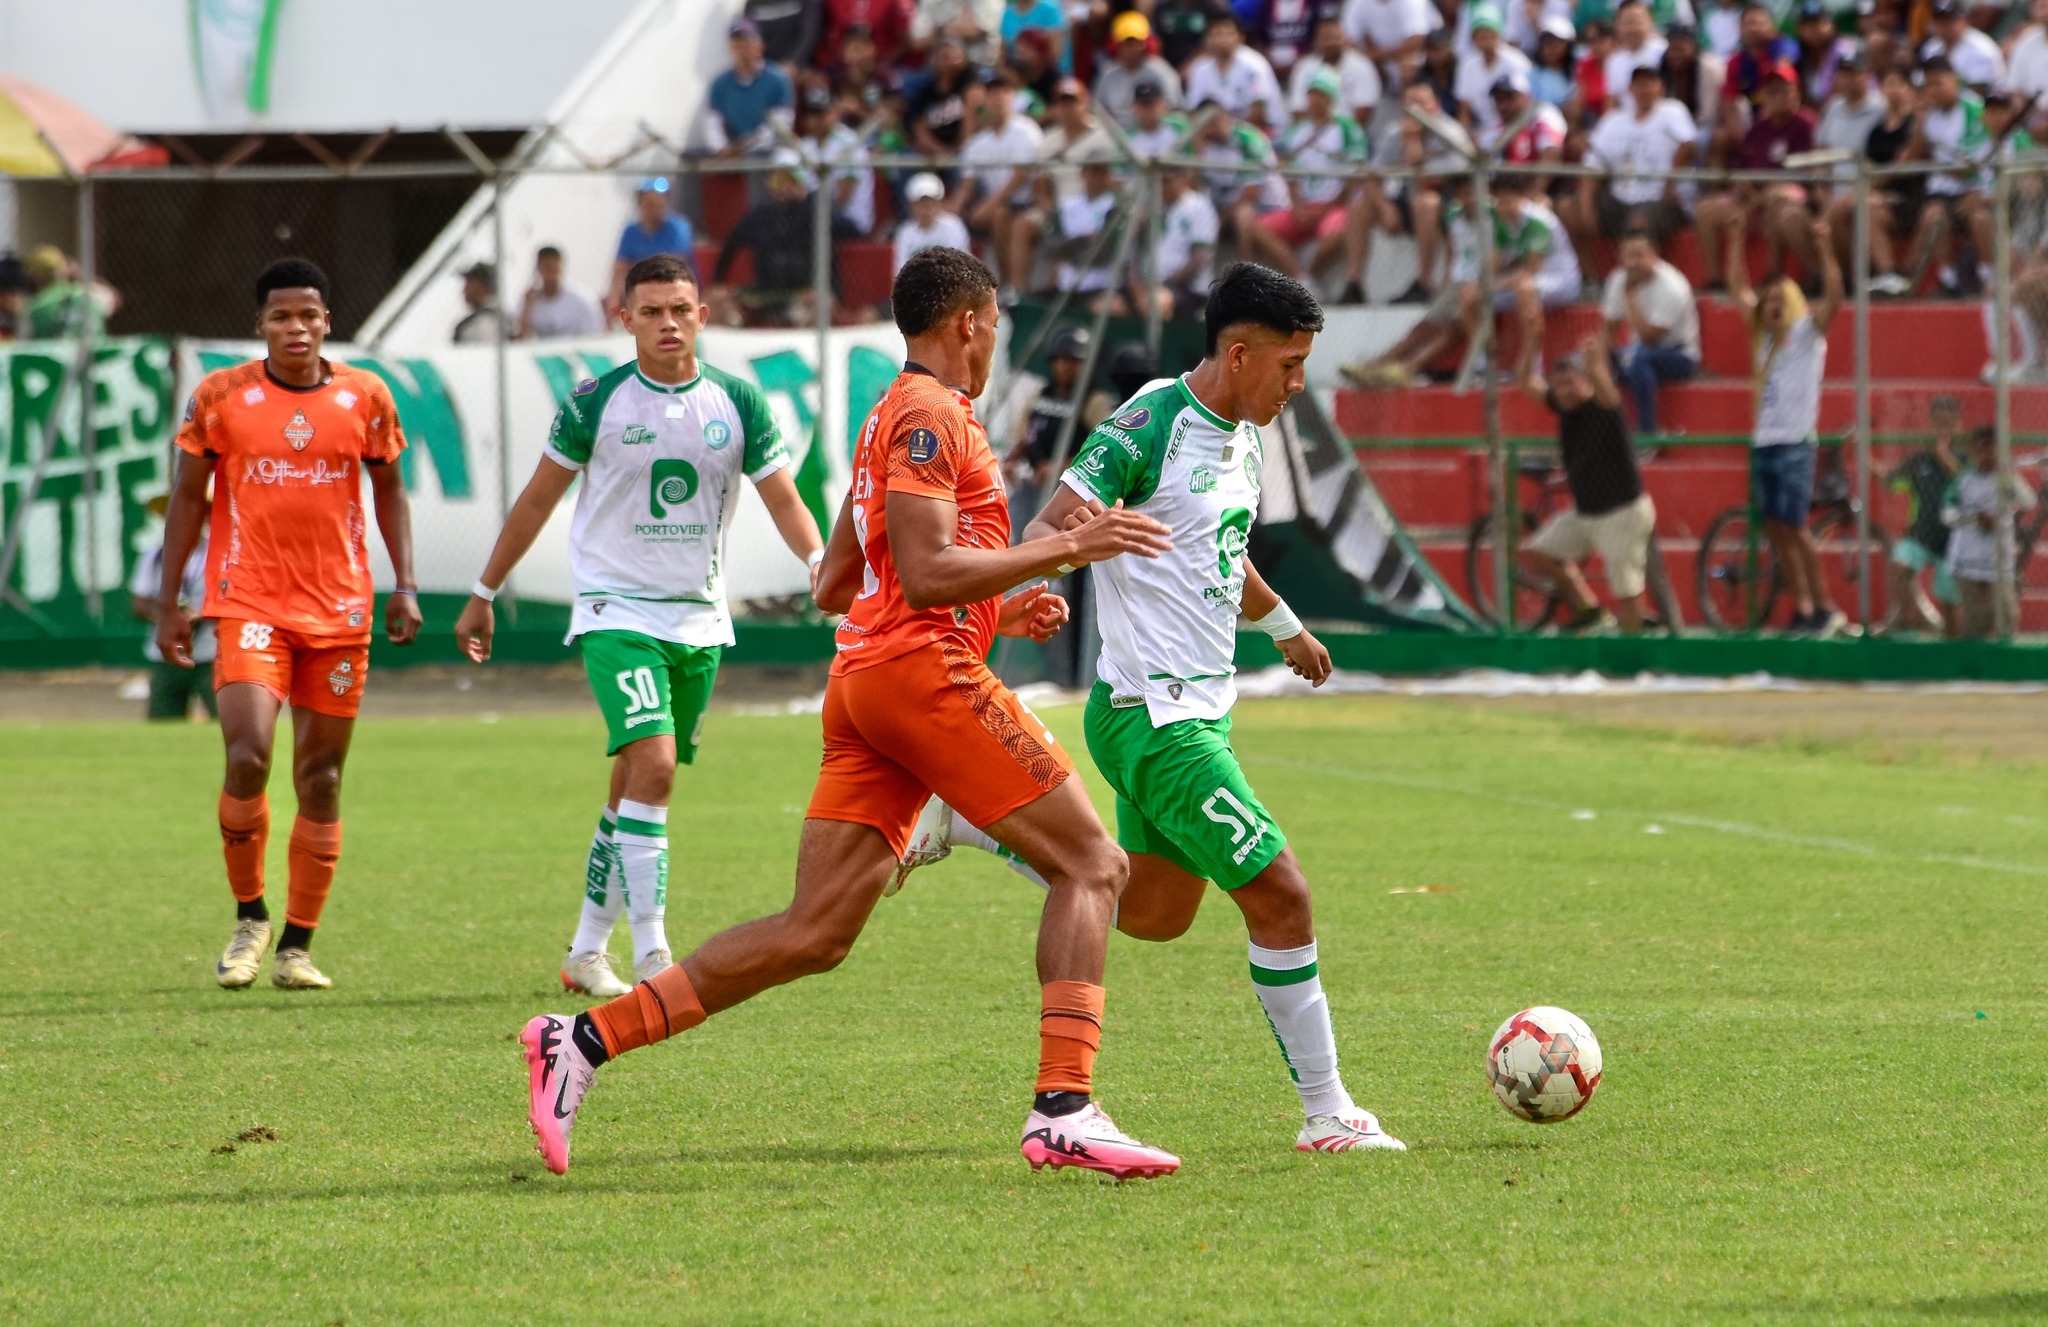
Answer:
[
  {"left": 1020, "top": 1102, "right": 1181, "bottom": 1180},
  {"left": 1296, "top": 1107, "right": 1407, "bottom": 1153},
  {"left": 561, "top": 950, "right": 631, "bottom": 998},
  {"left": 633, "top": 949, "right": 672, "bottom": 983},
  {"left": 215, "top": 917, "right": 271, "bottom": 988},
  {"left": 521, "top": 1013, "right": 597, "bottom": 1175},
  {"left": 886, "top": 797, "right": 954, "bottom": 896},
  {"left": 270, "top": 947, "right": 332, "bottom": 990}
]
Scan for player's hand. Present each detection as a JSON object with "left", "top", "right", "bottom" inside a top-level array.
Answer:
[
  {"left": 1277, "top": 628, "right": 1333, "bottom": 687},
  {"left": 1064, "top": 500, "right": 1171, "bottom": 566},
  {"left": 997, "top": 583, "right": 1070, "bottom": 641},
  {"left": 1061, "top": 503, "right": 1099, "bottom": 531},
  {"left": 454, "top": 597, "right": 494, "bottom": 663},
  {"left": 386, "top": 591, "right": 423, "bottom": 647},
  {"left": 155, "top": 607, "right": 194, "bottom": 669}
]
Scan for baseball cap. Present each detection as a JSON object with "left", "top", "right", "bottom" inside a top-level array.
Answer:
[
  {"left": 1134, "top": 78, "right": 1165, "bottom": 101},
  {"left": 1630, "top": 61, "right": 1664, "bottom": 81},
  {"left": 1795, "top": 0, "right": 1828, "bottom": 20},
  {"left": 1470, "top": 4, "right": 1505, "bottom": 33},
  {"left": 905, "top": 172, "right": 946, "bottom": 202},
  {"left": 799, "top": 85, "right": 833, "bottom": 112},
  {"left": 1489, "top": 68, "right": 1531, "bottom": 97},
  {"left": 1665, "top": 20, "right": 1697, "bottom": 39},
  {"left": 1539, "top": 13, "right": 1577, "bottom": 41},
  {"left": 1932, "top": 0, "right": 1963, "bottom": 16},
  {"left": 728, "top": 17, "right": 761, "bottom": 39},
  {"left": 1761, "top": 60, "right": 1799, "bottom": 85},
  {"left": 459, "top": 260, "right": 496, "bottom": 284},
  {"left": 1053, "top": 75, "right": 1087, "bottom": 101},
  {"left": 636, "top": 176, "right": 671, "bottom": 195},
  {"left": 1111, "top": 11, "right": 1151, "bottom": 43},
  {"left": 1047, "top": 324, "right": 1093, "bottom": 359},
  {"left": 1308, "top": 66, "right": 1343, "bottom": 99},
  {"left": 1837, "top": 44, "right": 1870, "bottom": 71}
]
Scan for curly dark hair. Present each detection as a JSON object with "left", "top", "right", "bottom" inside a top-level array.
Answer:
[
  {"left": 891, "top": 246, "right": 996, "bottom": 338},
  {"left": 1203, "top": 262, "right": 1324, "bottom": 355},
  {"left": 254, "top": 258, "right": 330, "bottom": 307}
]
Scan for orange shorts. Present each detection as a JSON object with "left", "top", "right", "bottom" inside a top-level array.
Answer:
[
  {"left": 213, "top": 619, "right": 370, "bottom": 718},
  {"left": 808, "top": 642, "right": 1074, "bottom": 856}
]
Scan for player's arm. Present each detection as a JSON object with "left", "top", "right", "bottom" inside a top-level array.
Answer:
[
  {"left": 154, "top": 452, "right": 212, "bottom": 668},
  {"left": 814, "top": 492, "right": 864, "bottom": 615},
  {"left": 1241, "top": 555, "right": 1331, "bottom": 687},
  {"left": 1808, "top": 217, "right": 1845, "bottom": 335},
  {"left": 889, "top": 490, "right": 1169, "bottom": 610},
  {"left": 367, "top": 459, "right": 421, "bottom": 647},
  {"left": 751, "top": 466, "right": 827, "bottom": 598},
  {"left": 453, "top": 456, "right": 578, "bottom": 663},
  {"left": 1581, "top": 327, "right": 1623, "bottom": 410}
]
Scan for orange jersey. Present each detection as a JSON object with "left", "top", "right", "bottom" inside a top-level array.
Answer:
[
  {"left": 175, "top": 360, "right": 406, "bottom": 639},
  {"left": 833, "top": 366, "right": 1010, "bottom": 674}
]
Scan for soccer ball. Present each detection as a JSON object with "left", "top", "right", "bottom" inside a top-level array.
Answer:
[{"left": 1487, "top": 1006, "right": 1602, "bottom": 1123}]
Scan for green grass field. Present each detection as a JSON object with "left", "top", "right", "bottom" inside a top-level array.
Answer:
[{"left": 3, "top": 693, "right": 2046, "bottom": 1325}]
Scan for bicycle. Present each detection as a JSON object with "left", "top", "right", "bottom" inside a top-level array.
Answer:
[
  {"left": 1695, "top": 436, "right": 1908, "bottom": 632},
  {"left": 1465, "top": 453, "right": 1681, "bottom": 631}
]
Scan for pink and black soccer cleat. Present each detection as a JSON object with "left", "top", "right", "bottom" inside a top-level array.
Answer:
[
  {"left": 521, "top": 1014, "right": 597, "bottom": 1175},
  {"left": 1020, "top": 1102, "right": 1181, "bottom": 1180}
]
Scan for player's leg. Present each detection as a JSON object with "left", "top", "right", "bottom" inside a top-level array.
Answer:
[
  {"left": 212, "top": 675, "right": 285, "bottom": 987},
  {"left": 1088, "top": 689, "right": 1401, "bottom": 1151},
  {"left": 263, "top": 635, "right": 371, "bottom": 989},
  {"left": 562, "top": 757, "right": 630, "bottom": 999},
  {"left": 521, "top": 672, "right": 917, "bottom": 1174}
]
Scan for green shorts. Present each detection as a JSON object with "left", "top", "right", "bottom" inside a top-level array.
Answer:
[
  {"left": 1891, "top": 537, "right": 1960, "bottom": 605},
  {"left": 580, "top": 630, "right": 721, "bottom": 758},
  {"left": 1082, "top": 680, "right": 1286, "bottom": 890}
]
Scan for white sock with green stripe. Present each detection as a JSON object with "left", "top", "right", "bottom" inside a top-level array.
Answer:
[
  {"left": 614, "top": 799, "right": 670, "bottom": 965},
  {"left": 569, "top": 806, "right": 622, "bottom": 956},
  {"left": 1249, "top": 940, "right": 1353, "bottom": 1120},
  {"left": 952, "top": 814, "right": 1049, "bottom": 891}
]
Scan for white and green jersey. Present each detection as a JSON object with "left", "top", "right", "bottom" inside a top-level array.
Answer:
[
  {"left": 1923, "top": 92, "right": 1988, "bottom": 198},
  {"left": 1199, "top": 121, "right": 1289, "bottom": 212},
  {"left": 545, "top": 360, "right": 790, "bottom": 647},
  {"left": 1061, "top": 376, "right": 1263, "bottom": 727},
  {"left": 1275, "top": 113, "right": 1368, "bottom": 206}
]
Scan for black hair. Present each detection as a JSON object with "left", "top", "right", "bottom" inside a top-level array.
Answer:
[
  {"left": 1921, "top": 55, "right": 1955, "bottom": 78},
  {"left": 1203, "top": 263, "right": 1324, "bottom": 355},
  {"left": 622, "top": 253, "right": 698, "bottom": 299},
  {"left": 1969, "top": 424, "right": 1997, "bottom": 447},
  {"left": 537, "top": 244, "right": 564, "bottom": 261},
  {"left": 255, "top": 257, "right": 329, "bottom": 307},
  {"left": 891, "top": 246, "right": 997, "bottom": 338}
]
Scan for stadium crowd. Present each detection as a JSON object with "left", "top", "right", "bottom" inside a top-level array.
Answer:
[{"left": 612, "top": 0, "right": 2048, "bottom": 346}]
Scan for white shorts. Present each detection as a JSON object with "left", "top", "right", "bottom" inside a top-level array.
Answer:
[
  {"left": 1493, "top": 270, "right": 1579, "bottom": 311},
  {"left": 1526, "top": 493, "right": 1658, "bottom": 598}
]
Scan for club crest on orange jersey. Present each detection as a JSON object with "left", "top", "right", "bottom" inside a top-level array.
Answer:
[
  {"left": 328, "top": 657, "right": 356, "bottom": 696},
  {"left": 284, "top": 409, "right": 315, "bottom": 451}
]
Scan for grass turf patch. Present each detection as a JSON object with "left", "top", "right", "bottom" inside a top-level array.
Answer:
[{"left": 1, "top": 697, "right": 2044, "bottom": 1325}]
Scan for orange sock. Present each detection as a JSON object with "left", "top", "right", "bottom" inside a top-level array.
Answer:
[
  {"left": 284, "top": 817, "right": 343, "bottom": 929},
  {"left": 588, "top": 964, "right": 706, "bottom": 1059},
  {"left": 218, "top": 792, "right": 269, "bottom": 904},
  {"left": 1036, "top": 980, "right": 1105, "bottom": 1096}
]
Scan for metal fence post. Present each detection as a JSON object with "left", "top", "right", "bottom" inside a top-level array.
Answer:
[
  {"left": 812, "top": 154, "right": 832, "bottom": 448},
  {"left": 1993, "top": 160, "right": 2017, "bottom": 640},
  {"left": 1143, "top": 158, "right": 1163, "bottom": 360},
  {"left": 1472, "top": 159, "right": 1508, "bottom": 635},
  {"left": 77, "top": 176, "right": 101, "bottom": 624},
  {"left": 1852, "top": 162, "right": 1872, "bottom": 632},
  {"left": 491, "top": 173, "right": 518, "bottom": 623}
]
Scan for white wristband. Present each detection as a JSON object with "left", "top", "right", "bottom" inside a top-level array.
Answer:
[
  {"left": 471, "top": 580, "right": 498, "bottom": 603},
  {"left": 807, "top": 548, "right": 825, "bottom": 569},
  {"left": 1252, "top": 601, "right": 1303, "bottom": 641}
]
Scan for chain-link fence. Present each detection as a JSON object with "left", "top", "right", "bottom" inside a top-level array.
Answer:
[{"left": 4, "top": 136, "right": 2046, "bottom": 663}]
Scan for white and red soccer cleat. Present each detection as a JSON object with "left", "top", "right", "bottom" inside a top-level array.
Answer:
[
  {"left": 886, "top": 797, "right": 954, "bottom": 897},
  {"left": 1296, "top": 1107, "right": 1407, "bottom": 1153},
  {"left": 1020, "top": 1102, "right": 1181, "bottom": 1179},
  {"left": 521, "top": 1014, "right": 597, "bottom": 1175}
]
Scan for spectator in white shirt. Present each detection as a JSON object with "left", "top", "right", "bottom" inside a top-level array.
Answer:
[
  {"left": 1602, "top": 0, "right": 1669, "bottom": 113},
  {"left": 1094, "top": 10, "right": 1184, "bottom": 129},
  {"left": 1601, "top": 230, "right": 1701, "bottom": 436},
  {"left": 1566, "top": 64, "right": 1698, "bottom": 275},
  {"left": 893, "top": 173, "right": 973, "bottom": 275},
  {"left": 516, "top": 246, "right": 606, "bottom": 340},
  {"left": 794, "top": 85, "right": 875, "bottom": 236},
  {"left": 1184, "top": 9, "right": 1286, "bottom": 133},
  {"left": 1287, "top": 8, "right": 1384, "bottom": 124},
  {"left": 2007, "top": 0, "right": 2048, "bottom": 105},
  {"left": 1342, "top": 0, "right": 1433, "bottom": 87},
  {"left": 953, "top": 66, "right": 1043, "bottom": 290},
  {"left": 1921, "top": 0, "right": 2006, "bottom": 93},
  {"left": 1454, "top": 7, "right": 1534, "bottom": 137},
  {"left": 1131, "top": 166, "right": 1221, "bottom": 319},
  {"left": 1505, "top": 0, "right": 1574, "bottom": 57}
]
